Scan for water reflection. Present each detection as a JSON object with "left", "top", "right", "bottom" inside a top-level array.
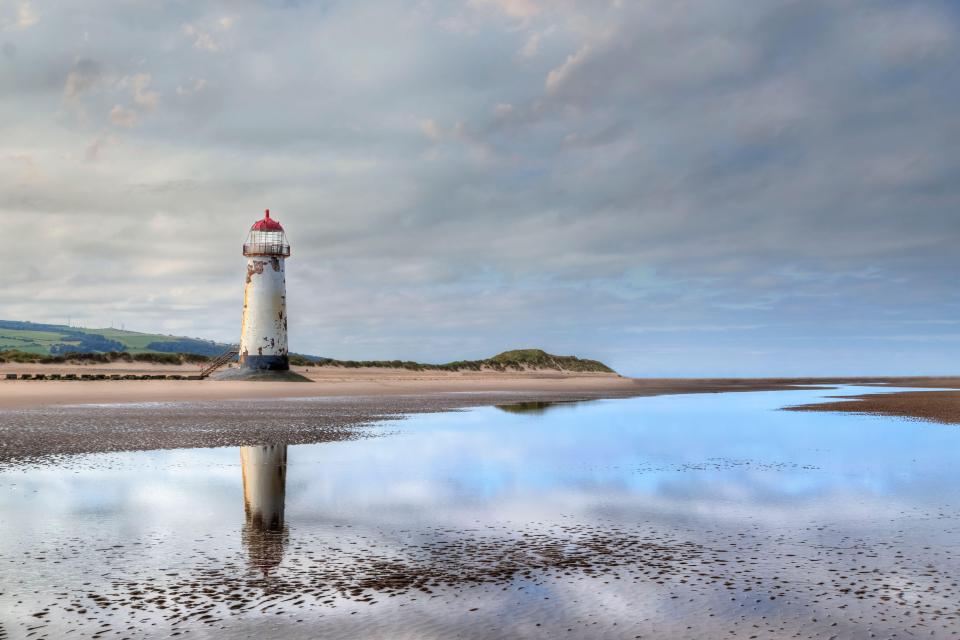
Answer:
[
  {"left": 495, "top": 401, "right": 571, "bottom": 415},
  {"left": 240, "top": 444, "right": 288, "bottom": 574},
  {"left": 4, "top": 388, "right": 960, "bottom": 639}
]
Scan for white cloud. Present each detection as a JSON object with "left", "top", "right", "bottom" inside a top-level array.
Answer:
[
  {"left": 545, "top": 43, "right": 590, "bottom": 94},
  {"left": 127, "top": 73, "right": 159, "bottom": 110},
  {"left": 420, "top": 119, "right": 443, "bottom": 142},
  {"left": 109, "top": 105, "right": 136, "bottom": 128},
  {"left": 1, "top": 1, "right": 39, "bottom": 30},
  {"left": 520, "top": 31, "right": 540, "bottom": 58},
  {"left": 471, "top": 0, "right": 540, "bottom": 19},
  {"left": 16, "top": 1, "right": 39, "bottom": 29},
  {"left": 182, "top": 16, "right": 235, "bottom": 52},
  {"left": 182, "top": 23, "right": 219, "bottom": 52},
  {"left": 176, "top": 77, "right": 208, "bottom": 96}
]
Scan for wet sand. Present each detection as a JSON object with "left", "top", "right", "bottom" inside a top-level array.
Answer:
[
  {"left": 21, "top": 518, "right": 960, "bottom": 639},
  {"left": 4, "top": 386, "right": 960, "bottom": 639},
  {"left": 0, "top": 369, "right": 641, "bottom": 465},
  {"left": 3, "top": 370, "right": 960, "bottom": 465},
  {"left": 787, "top": 388, "right": 960, "bottom": 424},
  {"left": 0, "top": 394, "right": 594, "bottom": 467}
]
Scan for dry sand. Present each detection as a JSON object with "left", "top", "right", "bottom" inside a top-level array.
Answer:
[
  {"left": 0, "top": 365, "right": 645, "bottom": 410},
  {"left": 3, "top": 361, "right": 959, "bottom": 411}
]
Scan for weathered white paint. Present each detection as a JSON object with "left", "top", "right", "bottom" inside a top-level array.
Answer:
[{"left": 239, "top": 255, "right": 288, "bottom": 363}]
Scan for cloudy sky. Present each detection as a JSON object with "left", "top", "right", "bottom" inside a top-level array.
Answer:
[{"left": 1, "top": 0, "right": 958, "bottom": 376}]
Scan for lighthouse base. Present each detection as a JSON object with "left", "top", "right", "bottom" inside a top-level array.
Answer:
[
  {"left": 211, "top": 367, "right": 312, "bottom": 382},
  {"left": 239, "top": 354, "right": 290, "bottom": 371}
]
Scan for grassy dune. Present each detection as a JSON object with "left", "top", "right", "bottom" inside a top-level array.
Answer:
[{"left": 0, "top": 321, "right": 615, "bottom": 374}]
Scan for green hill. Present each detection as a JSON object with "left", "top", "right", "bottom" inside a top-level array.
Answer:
[
  {"left": 0, "top": 320, "right": 228, "bottom": 357},
  {"left": 0, "top": 321, "right": 615, "bottom": 373},
  {"left": 312, "top": 349, "right": 615, "bottom": 373},
  {"left": 487, "top": 349, "right": 614, "bottom": 373}
]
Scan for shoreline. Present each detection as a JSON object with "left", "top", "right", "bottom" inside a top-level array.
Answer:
[
  {"left": 2, "top": 371, "right": 959, "bottom": 466},
  {"left": 2, "top": 364, "right": 960, "bottom": 410}
]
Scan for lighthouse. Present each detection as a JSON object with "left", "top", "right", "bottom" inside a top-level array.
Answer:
[{"left": 239, "top": 210, "right": 290, "bottom": 371}]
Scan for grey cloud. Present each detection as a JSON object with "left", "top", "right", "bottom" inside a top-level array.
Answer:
[
  {"left": 63, "top": 58, "right": 102, "bottom": 100},
  {"left": 0, "top": 0, "right": 957, "bottom": 375}
]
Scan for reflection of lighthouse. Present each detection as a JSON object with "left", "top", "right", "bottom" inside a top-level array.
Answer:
[
  {"left": 239, "top": 210, "right": 291, "bottom": 371},
  {"left": 241, "top": 445, "right": 288, "bottom": 573}
]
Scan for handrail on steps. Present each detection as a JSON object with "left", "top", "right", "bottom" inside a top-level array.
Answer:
[{"left": 200, "top": 347, "right": 239, "bottom": 379}]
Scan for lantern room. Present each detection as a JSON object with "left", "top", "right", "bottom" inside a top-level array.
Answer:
[{"left": 243, "top": 210, "right": 291, "bottom": 257}]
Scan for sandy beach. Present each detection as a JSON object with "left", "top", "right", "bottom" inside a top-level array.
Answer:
[
  {"left": 2, "top": 366, "right": 959, "bottom": 467},
  {"left": 0, "top": 366, "right": 644, "bottom": 410},
  {"left": 3, "top": 362, "right": 959, "bottom": 411}
]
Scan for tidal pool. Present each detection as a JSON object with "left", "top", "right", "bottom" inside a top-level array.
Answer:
[{"left": 1, "top": 387, "right": 959, "bottom": 639}]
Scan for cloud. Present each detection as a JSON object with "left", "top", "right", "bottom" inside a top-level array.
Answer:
[
  {"left": 420, "top": 118, "right": 443, "bottom": 142},
  {"left": 471, "top": 0, "right": 540, "bottom": 19},
  {"left": 519, "top": 31, "right": 541, "bottom": 58},
  {"left": 127, "top": 73, "right": 159, "bottom": 110},
  {"left": 18, "top": 2, "right": 38, "bottom": 28},
  {"left": 844, "top": 4, "right": 956, "bottom": 65},
  {"left": 543, "top": 6, "right": 756, "bottom": 104},
  {"left": 84, "top": 132, "right": 117, "bottom": 161},
  {"left": 1, "top": 0, "right": 959, "bottom": 375},
  {"left": 182, "top": 23, "right": 219, "bottom": 52},
  {"left": 5, "top": 1, "right": 39, "bottom": 30},
  {"left": 109, "top": 105, "right": 136, "bottom": 128},
  {"left": 182, "top": 17, "right": 234, "bottom": 52},
  {"left": 545, "top": 43, "right": 590, "bottom": 94},
  {"left": 176, "top": 77, "right": 207, "bottom": 96},
  {"left": 63, "top": 59, "right": 102, "bottom": 101}
]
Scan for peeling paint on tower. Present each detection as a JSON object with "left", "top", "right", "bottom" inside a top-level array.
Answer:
[{"left": 239, "top": 210, "right": 291, "bottom": 371}]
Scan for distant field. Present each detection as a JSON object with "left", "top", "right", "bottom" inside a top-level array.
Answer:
[
  {"left": 0, "top": 320, "right": 228, "bottom": 357},
  {"left": 93, "top": 328, "right": 184, "bottom": 352},
  {"left": 0, "top": 328, "right": 79, "bottom": 355}
]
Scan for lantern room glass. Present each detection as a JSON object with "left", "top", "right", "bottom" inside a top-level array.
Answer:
[{"left": 243, "top": 229, "right": 291, "bottom": 257}]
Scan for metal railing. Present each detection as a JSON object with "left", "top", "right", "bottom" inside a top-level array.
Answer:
[
  {"left": 200, "top": 347, "right": 239, "bottom": 378},
  {"left": 243, "top": 243, "right": 291, "bottom": 257}
]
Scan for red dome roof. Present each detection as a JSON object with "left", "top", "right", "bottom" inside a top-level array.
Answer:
[{"left": 251, "top": 209, "right": 284, "bottom": 232}]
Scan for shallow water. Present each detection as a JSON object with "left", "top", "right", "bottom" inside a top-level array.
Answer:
[{"left": 1, "top": 387, "right": 959, "bottom": 639}]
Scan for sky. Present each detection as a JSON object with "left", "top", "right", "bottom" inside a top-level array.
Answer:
[{"left": 0, "top": 0, "right": 958, "bottom": 377}]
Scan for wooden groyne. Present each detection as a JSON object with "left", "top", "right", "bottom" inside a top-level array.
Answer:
[{"left": 3, "top": 373, "right": 204, "bottom": 381}]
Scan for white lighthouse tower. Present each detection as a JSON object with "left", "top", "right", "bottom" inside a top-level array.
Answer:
[{"left": 239, "top": 210, "right": 291, "bottom": 371}]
